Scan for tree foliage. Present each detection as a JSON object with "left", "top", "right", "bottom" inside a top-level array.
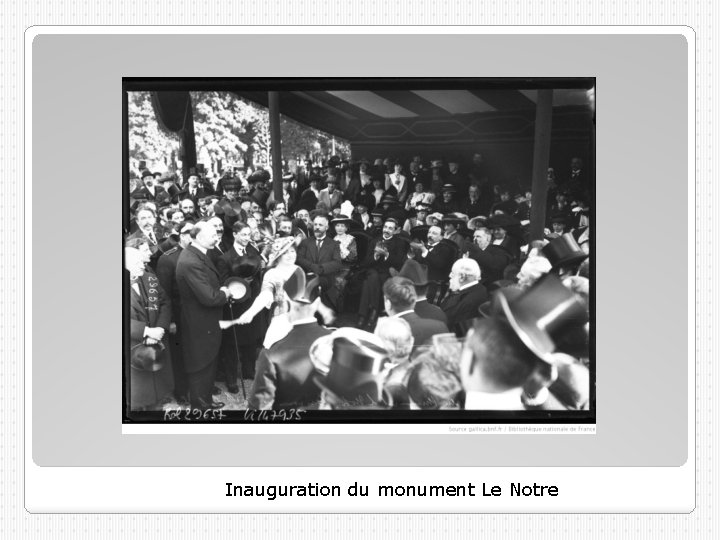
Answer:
[{"left": 128, "top": 90, "right": 351, "bottom": 176}]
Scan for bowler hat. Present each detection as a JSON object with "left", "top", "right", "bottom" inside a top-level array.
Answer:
[
  {"left": 542, "top": 233, "right": 588, "bottom": 270},
  {"left": 140, "top": 169, "right": 154, "bottom": 179},
  {"left": 497, "top": 273, "right": 588, "bottom": 364}
]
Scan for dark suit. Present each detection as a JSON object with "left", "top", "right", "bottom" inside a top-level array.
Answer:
[
  {"left": 398, "top": 312, "right": 450, "bottom": 350},
  {"left": 216, "top": 244, "right": 265, "bottom": 381},
  {"left": 440, "top": 282, "right": 488, "bottom": 337},
  {"left": 126, "top": 225, "right": 166, "bottom": 270},
  {"left": 414, "top": 299, "right": 449, "bottom": 325},
  {"left": 176, "top": 186, "right": 213, "bottom": 205},
  {"left": 358, "top": 235, "right": 409, "bottom": 318},
  {"left": 127, "top": 271, "right": 174, "bottom": 409},
  {"left": 296, "top": 235, "right": 343, "bottom": 307},
  {"left": 248, "top": 321, "right": 332, "bottom": 410},
  {"left": 175, "top": 244, "right": 229, "bottom": 407},
  {"left": 467, "top": 244, "right": 513, "bottom": 285},
  {"left": 417, "top": 240, "right": 456, "bottom": 304},
  {"left": 131, "top": 185, "right": 171, "bottom": 207},
  {"left": 155, "top": 246, "right": 188, "bottom": 399}
]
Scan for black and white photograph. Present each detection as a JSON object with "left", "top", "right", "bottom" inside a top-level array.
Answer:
[{"left": 123, "top": 78, "right": 595, "bottom": 423}]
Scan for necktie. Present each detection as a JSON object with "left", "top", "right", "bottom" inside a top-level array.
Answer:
[{"left": 148, "top": 231, "right": 157, "bottom": 245}]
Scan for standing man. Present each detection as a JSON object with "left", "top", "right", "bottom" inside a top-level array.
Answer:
[
  {"left": 126, "top": 205, "right": 166, "bottom": 271},
  {"left": 155, "top": 220, "right": 195, "bottom": 405},
  {"left": 318, "top": 177, "right": 343, "bottom": 211},
  {"left": 175, "top": 221, "right": 233, "bottom": 409},
  {"left": 216, "top": 221, "right": 265, "bottom": 389}
]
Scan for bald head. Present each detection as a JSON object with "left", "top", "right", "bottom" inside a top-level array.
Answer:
[{"left": 191, "top": 221, "right": 220, "bottom": 250}]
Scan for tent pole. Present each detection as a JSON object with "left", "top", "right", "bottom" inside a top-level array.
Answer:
[
  {"left": 529, "top": 89, "right": 554, "bottom": 242},
  {"left": 268, "top": 91, "right": 283, "bottom": 203}
]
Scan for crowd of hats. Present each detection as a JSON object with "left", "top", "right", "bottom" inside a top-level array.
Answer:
[{"left": 127, "top": 152, "right": 591, "bottom": 411}]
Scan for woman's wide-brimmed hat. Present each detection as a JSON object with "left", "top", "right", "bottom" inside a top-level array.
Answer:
[{"left": 267, "top": 236, "right": 296, "bottom": 267}]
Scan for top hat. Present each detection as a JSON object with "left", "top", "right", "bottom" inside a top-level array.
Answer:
[
  {"left": 186, "top": 167, "right": 200, "bottom": 178},
  {"left": 283, "top": 267, "right": 320, "bottom": 304},
  {"left": 496, "top": 273, "right": 588, "bottom": 364},
  {"left": 313, "top": 335, "right": 390, "bottom": 407},
  {"left": 233, "top": 257, "right": 262, "bottom": 280},
  {"left": 542, "top": 233, "right": 589, "bottom": 270},
  {"left": 224, "top": 276, "right": 251, "bottom": 303},
  {"left": 409, "top": 225, "right": 430, "bottom": 243},
  {"left": 394, "top": 259, "right": 429, "bottom": 287}
]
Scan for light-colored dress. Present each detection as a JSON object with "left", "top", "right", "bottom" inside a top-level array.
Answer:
[{"left": 260, "top": 265, "right": 295, "bottom": 349}]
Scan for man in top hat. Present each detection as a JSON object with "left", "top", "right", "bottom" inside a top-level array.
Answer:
[
  {"left": 295, "top": 213, "right": 343, "bottom": 308},
  {"left": 467, "top": 226, "right": 513, "bottom": 286},
  {"left": 131, "top": 169, "right": 172, "bottom": 207},
  {"left": 459, "top": 273, "right": 588, "bottom": 410},
  {"left": 318, "top": 176, "right": 343, "bottom": 211},
  {"left": 440, "top": 258, "right": 488, "bottom": 336},
  {"left": 382, "top": 277, "right": 449, "bottom": 351},
  {"left": 248, "top": 268, "right": 332, "bottom": 410},
  {"left": 413, "top": 225, "right": 456, "bottom": 305},
  {"left": 357, "top": 218, "right": 409, "bottom": 330},
  {"left": 155, "top": 220, "right": 196, "bottom": 405},
  {"left": 175, "top": 221, "right": 234, "bottom": 410},
  {"left": 432, "top": 184, "right": 460, "bottom": 214},
  {"left": 542, "top": 233, "right": 589, "bottom": 278},
  {"left": 176, "top": 169, "right": 213, "bottom": 205},
  {"left": 395, "top": 259, "right": 448, "bottom": 324},
  {"left": 216, "top": 221, "right": 265, "bottom": 390}
]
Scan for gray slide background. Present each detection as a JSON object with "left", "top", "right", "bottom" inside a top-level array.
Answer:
[{"left": 31, "top": 33, "right": 688, "bottom": 466}]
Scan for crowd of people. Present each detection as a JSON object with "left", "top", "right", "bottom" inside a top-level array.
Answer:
[{"left": 124, "top": 153, "right": 592, "bottom": 413}]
